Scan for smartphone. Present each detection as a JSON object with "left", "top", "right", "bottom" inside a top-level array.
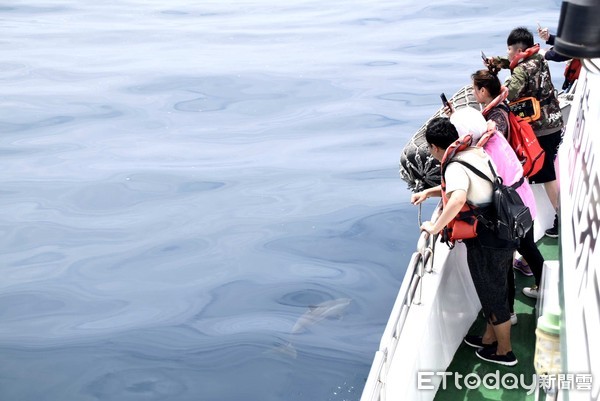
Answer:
[
  {"left": 481, "top": 50, "right": 487, "bottom": 62},
  {"left": 440, "top": 93, "right": 449, "bottom": 107}
]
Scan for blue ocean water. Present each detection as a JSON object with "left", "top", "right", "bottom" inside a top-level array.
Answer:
[{"left": 1, "top": 1, "right": 562, "bottom": 400}]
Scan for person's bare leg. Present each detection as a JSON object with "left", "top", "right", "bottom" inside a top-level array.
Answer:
[
  {"left": 482, "top": 323, "right": 497, "bottom": 345},
  {"left": 483, "top": 313, "right": 512, "bottom": 354},
  {"left": 544, "top": 179, "right": 559, "bottom": 211},
  {"left": 492, "top": 320, "right": 513, "bottom": 355}
]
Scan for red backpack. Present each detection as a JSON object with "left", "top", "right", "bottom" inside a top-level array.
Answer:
[
  {"left": 481, "top": 89, "right": 546, "bottom": 178},
  {"left": 505, "top": 109, "right": 545, "bottom": 178}
]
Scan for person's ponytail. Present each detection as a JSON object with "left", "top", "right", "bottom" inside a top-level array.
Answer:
[{"left": 472, "top": 69, "right": 502, "bottom": 98}]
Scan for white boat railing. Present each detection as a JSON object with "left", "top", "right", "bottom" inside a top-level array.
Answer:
[{"left": 360, "top": 202, "right": 441, "bottom": 401}]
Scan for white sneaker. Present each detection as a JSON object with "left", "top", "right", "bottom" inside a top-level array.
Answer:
[
  {"left": 523, "top": 285, "right": 539, "bottom": 299},
  {"left": 510, "top": 313, "right": 518, "bottom": 325}
]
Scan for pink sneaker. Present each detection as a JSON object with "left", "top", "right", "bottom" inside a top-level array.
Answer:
[{"left": 513, "top": 259, "right": 533, "bottom": 276}]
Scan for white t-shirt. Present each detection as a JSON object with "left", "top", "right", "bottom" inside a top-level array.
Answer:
[{"left": 444, "top": 147, "right": 495, "bottom": 206}]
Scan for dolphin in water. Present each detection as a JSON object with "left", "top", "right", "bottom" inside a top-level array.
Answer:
[
  {"left": 270, "top": 297, "right": 352, "bottom": 358},
  {"left": 290, "top": 297, "right": 352, "bottom": 334}
]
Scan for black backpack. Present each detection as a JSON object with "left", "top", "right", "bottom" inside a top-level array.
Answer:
[{"left": 452, "top": 159, "right": 533, "bottom": 242}]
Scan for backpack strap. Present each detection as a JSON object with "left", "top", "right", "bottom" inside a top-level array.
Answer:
[
  {"left": 451, "top": 159, "right": 496, "bottom": 183},
  {"left": 497, "top": 103, "right": 513, "bottom": 142},
  {"left": 448, "top": 159, "right": 525, "bottom": 233},
  {"left": 452, "top": 159, "right": 525, "bottom": 190},
  {"left": 445, "top": 160, "right": 495, "bottom": 231}
]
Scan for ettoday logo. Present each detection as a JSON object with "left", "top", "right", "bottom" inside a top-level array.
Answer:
[
  {"left": 418, "top": 371, "right": 537, "bottom": 394},
  {"left": 418, "top": 371, "right": 593, "bottom": 394}
]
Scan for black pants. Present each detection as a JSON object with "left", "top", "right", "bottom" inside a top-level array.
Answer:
[
  {"left": 507, "top": 224, "right": 545, "bottom": 312},
  {"left": 517, "top": 223, "right": 545, "bottom": 287}
]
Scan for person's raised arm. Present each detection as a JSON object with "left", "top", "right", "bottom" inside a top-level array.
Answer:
[{"left": 537, "top": 26, "right": 551, "bottom": 43}]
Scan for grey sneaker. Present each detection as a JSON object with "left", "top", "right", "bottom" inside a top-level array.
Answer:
[{"left": 510, "top": 313, "right": 518, "bottom": 326}]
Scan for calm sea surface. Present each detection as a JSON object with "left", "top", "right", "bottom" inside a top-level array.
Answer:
[{"left": 1, "top": 1, "right": 562, "bottom": 400}]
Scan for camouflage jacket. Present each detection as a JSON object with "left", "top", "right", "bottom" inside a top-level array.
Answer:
[{"left": 495, "top": 53, "right": 563, "bottom": 136}]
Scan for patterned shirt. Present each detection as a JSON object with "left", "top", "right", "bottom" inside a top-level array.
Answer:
[
  {"left": 486, "top": 106, "right": 509, "bottom": 138},
  {"left": 495, "top": 53, "right": 564, "bottom": 136}
]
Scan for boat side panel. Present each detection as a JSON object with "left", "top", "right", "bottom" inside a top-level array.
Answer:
[
  {"left": 385, "top": 241, "right": 480, "bottom": 401},
  {"left": 558, "top": 61, "right": 600, "bottom": 401}
]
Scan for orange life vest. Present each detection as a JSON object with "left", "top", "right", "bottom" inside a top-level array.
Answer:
[
  {"left": 481, "top": 86, "right": 509, "bottom": 115},
  {"left": 439, "top": 134, "right": 490, "bottom": 245},
  {"left": 509, "top": 44, "right": 540, "bottom": 71},
  {"left": 563, "top": 58, "right": 581, "bottom": 88}
]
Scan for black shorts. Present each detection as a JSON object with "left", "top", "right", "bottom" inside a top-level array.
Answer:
[
  {"left": 463, "top": 240, "right": 514, "bottom": 325},
  {"left": 529, "top": 129, "right": 563, "bottom": 184}
]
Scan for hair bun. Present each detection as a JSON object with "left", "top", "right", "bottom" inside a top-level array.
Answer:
[{"left": 487, "top": 63, "right": 500, "bottom": 76}]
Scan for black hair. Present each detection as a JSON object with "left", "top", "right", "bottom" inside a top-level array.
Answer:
[
  {"left": 472, "top": 69, "right": 502, "bottom": 98},
  {"left": 507, "top": 27, "right": 534, "bottom": 49},
  {"left": 425, "top": 117, "right": 458, "bottom": 150}
]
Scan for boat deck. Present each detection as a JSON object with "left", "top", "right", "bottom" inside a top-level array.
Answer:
[{"left": 433, "top": 236, "right": 559, "bottom": 401}]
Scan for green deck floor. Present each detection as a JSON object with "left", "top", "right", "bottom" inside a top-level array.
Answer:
[{"left": 434, "top": 235, "right": 558, "bottom": 401}]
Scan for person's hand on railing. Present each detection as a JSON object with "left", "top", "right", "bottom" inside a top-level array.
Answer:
[
  {"left": 411, "top": 186, "right": 442, "bottom": 205},
  {"left": 420, "top": 220, "right": 437, "bottom": 235},
  {"left": 411, "top": 191, "right": 428, "bottom": 205}
]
